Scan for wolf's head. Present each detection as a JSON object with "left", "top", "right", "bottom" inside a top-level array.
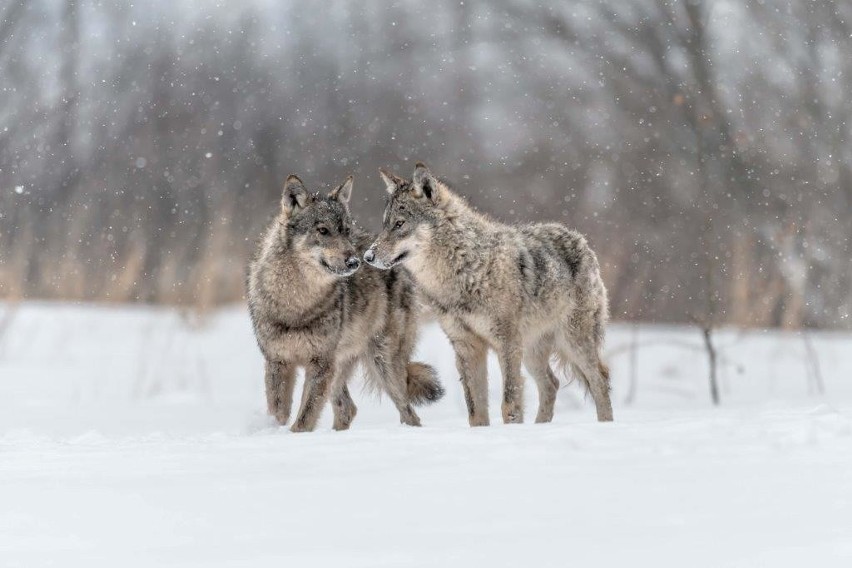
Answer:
[
  {"left": 363, "top": 163, "right": 452, "bottom": 270},
  {"left": 278, "top": 174, "right": 361, "bottom": 277}
]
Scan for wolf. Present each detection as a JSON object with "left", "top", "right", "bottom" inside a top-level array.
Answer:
[
  {"left": 363, "top": 163, "right": 612, "bottom": 426},
  {"left": 247, "top": 174, "right": 444, "bottom": 432}
]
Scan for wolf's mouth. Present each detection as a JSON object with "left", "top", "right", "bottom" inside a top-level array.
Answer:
[
  {"left": 320, "top": 259, "right": 358, "bottom": 277},
  {"left": 364, "top": 250, "right": 408, "bottom": 270},
  {"left": 387, "top": 251, "right": 409, "bottom": 268}
]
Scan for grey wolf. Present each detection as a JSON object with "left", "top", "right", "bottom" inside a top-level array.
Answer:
[
  {"left": 247, "top": 174, "right": 444, "bottom": 432},
  {"left": 364, "top": 163, "right": 612, "bottom": 425}
]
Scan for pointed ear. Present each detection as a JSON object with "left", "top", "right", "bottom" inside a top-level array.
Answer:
[
  {"left": 378, "top": 168, "right": 405, "bottom": 195},
  {"left": 329, "top": 175, "right": 353, "bottom": 205},
  {"left": 412, "top": 162, "right": 445, "bottom": 204},
  {"left": 282, "top": 174, "right": 309, "bottom": 215}
]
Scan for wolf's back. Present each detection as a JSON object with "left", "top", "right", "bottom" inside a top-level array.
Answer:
[{"left": 520, "top": 223, "right": 590, "bottom": 274}]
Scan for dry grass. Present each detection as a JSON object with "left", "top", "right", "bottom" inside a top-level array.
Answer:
[{"left": 0, "top": 209, "right": 818, "bottom": 329}]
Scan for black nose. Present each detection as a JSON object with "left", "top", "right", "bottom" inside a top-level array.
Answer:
[
  {"left": 345, "top": 256, "right": 360, "bottom": 270},
  {"left": 364, "top": 249, "right": 375, "bottom": 263}
]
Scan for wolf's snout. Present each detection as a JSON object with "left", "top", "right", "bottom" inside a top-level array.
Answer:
[
  {"left": 363, "top": 248, "right": 376, "bottom": 263},
  {"left": 345, "top": 256, "right": 361, "bottom": 271}
]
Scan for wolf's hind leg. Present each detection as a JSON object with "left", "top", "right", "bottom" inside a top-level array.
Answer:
[
  {"left": 291, "top": 358, "right": 336, "bottom": 433},
  {"left": 561, "top": 335, "right": 613, "bottom": 422},
  {"left": 265, "top": 360, "right": 296, "bottom": 425},
  {"left": 524, "top": 336, "right": 559, "bottom": 423},
  {"left": 585, "top": 357, "right": 614, "bottom": 422},
  {"left": 331, "top": 359, "right": 358, "bottom": 431}
]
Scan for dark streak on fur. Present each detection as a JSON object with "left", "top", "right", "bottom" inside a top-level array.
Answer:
[
  {"left": 398, "top": 278, "right": 413, "bottom": 312},
  {"left": 563, "top": 247, "right": 581, "bottom": 279},
  {"left": 556, "top": 234, "right": 584, "bottom": 280},
  {"left": 384, "top": 265, "right": 398, "bottom": 298},
  {"left": 530, "top": 247, "right": 548, "bottom": 296},
  {"left": 460, "top": 376, "right": 475, "bottom": 418},
  {"left": 517, "top": 249, "right": 533, "bottom": 297}
]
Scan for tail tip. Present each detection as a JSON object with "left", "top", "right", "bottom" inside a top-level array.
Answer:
[{"left": 407, "top": 362, "right": 445, "bottom": 406}]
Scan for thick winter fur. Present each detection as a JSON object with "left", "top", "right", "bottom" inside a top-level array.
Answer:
[
  {"left": 247, "top": 174, "right": 444, "bottom": 433},
  {"left": 364, "top": 164, "right": 612, "bottom": 425}
]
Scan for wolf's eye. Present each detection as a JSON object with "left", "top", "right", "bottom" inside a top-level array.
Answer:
[
  {"left": 393, "top": 220, "right": 405, "bottom": 230},
  {"left": 317, "top": 227, "right": 329, "bottom": 235}
]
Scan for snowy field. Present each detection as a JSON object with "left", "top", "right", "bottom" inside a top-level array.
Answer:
[{"left": 1, "top": 302, "right": 851, "bottom": 567}]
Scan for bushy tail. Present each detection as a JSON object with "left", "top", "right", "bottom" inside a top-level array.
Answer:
[{"left": 406, "top": 362, "right": 445, "bottom": 406}]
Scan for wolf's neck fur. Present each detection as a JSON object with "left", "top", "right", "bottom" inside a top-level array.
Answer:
[
  {"left": 260, "top": 221, "right": 339, "bottom": 324},
  {"left": 409, "top": 191, "right": 502, "bottom": 296},
  {"left": 442, "top": 191, "right": 492, "bottom": 228}
]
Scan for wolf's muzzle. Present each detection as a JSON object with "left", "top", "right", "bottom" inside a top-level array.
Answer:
[
  {"left": 363, "top": 248, "right": 376, "bottom": 264},
  {"left": 345, "top": 256, "right": 361, "bottom": 271}
]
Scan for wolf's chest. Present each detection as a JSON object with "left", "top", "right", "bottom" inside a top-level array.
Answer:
[
  {"left": 418, "top": 282, "right": 480, "bottom": 316},
  {"left": 264, "top": 311, "right": 341, "bottom": 357}
]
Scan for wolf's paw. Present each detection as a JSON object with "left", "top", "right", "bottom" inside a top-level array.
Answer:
[
  {"left": 332, "top": 412, "right": 356, "bottom": 431},
  {"left": 290, "top": 422, "right": 312, "bottom": 433},
  {"left": 469, "top": 414, "right": 490, "bottom": 427},
  {"left": 400, "top": 411, "right": 422, "bottom": 427},
  {"left": 331, "top": 399, "right": 357, "bottom": 431},
  {"left": 272, "top": 411, "right": 290, "bottom": 426},
  {"left": 502, "top": 404, "right": 524, "bottom": 424},
  {"left": 534, "top": 411, "right": 555, "bottom": 424}
]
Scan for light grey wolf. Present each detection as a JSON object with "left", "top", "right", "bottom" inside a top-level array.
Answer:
[
  {"left": 247, "top": 174, "right": 444, "bottom": 432},
  {"left": 364, "top": 163, "right": 612, "bottom": 425}
]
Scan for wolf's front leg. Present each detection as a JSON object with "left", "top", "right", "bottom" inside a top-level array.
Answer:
[
  {"left": 496, "top": 334, "right": 524, "bottom": 424},
  {"left": 265, "top": 360, "right": 296, "bottom": 425},
  {"left": 291, "top": 358, "right": 336, "bottom": 433},
  {"left": 448, "top": 331, "right": 490, "bottom": 427}
]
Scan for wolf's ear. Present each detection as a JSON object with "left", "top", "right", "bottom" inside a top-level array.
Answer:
[
  {"left": 379, "top": 168, "right": 405, "bottom": 195},
  {"left": 329, "top": 175, "right": 353, "bottom": 205},
  {"left": 412, "top": 162, "right": 446, "bottom": 205},
  {"left": 282, "top": 174, "right": 309, "bottom": 215}
]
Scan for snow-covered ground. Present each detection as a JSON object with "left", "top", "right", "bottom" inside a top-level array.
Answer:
[{"left": 1, "top": 303, "right": 850, "bottom": 567}]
